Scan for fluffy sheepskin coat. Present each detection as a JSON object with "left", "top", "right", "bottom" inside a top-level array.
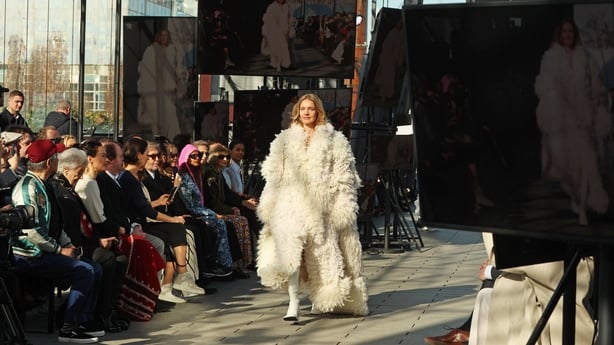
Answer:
[{"left": 256, "top": 122, "right": 369, "bottom": 316}]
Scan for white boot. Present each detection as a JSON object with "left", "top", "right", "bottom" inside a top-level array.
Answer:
[{"left": 283, "top": 270, "right": 300, "bottom": 322}]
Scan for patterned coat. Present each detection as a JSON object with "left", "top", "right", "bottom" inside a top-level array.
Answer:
[{"left": 256, "top": 122, "right": 368, "bottom": 315}]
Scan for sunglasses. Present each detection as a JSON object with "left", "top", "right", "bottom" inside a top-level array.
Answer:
[
  {"left": 168, "top": 153, "right": 178, "bottom": 158},
  {"left": 218, "top": 154, "right": 231, "bottom": 160},
  {"left": 189, "top": 152, "right": 204, "bottom": 160},
  {"left": 200, "top": 151, "right": 209, "bottom": 157},
  {"left": 148, "top": 153, "right": 161, "bottom": 160}
]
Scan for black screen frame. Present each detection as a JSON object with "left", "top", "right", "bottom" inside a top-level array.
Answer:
[{"left": 404, "top": 0, "right": 614, "bottom": 245}]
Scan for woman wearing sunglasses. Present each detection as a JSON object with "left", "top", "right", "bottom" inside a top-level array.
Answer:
[{"left": 201, "top": 144, "right": 254, "bottom": 278}]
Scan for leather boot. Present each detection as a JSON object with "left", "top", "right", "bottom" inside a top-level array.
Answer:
[{"left": 283, "top": 270, "right": 300, "bottom": 322}]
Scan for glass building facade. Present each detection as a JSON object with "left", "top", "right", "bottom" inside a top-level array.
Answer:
[{"left": 0, "top": 0, "right": 197, "bottom": 134}]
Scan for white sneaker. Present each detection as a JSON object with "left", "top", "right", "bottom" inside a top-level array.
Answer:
[
  {"left": 158, "top": 284, "right": 186, "bottom": 304},
  {"left": 174, "top": 273, "right": 205, "bottom": 296}
]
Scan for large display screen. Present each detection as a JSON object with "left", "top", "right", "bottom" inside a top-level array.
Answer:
[
  {"left": 123, "top": 17, "right": 197, "bottom": 141},
  {"left": 197, "top": 0, "right": 357, "bottom": 78},
  {"left": 233, "top": 88, "right": 352, "bottom": 160},
  {"left": 405, "top": 1, "right": 614, "bottom": 239},
  {"left": 359, "top": 8, "right": 406, "bottom": 108}
]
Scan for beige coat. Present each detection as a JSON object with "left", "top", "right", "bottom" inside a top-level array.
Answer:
[
  {"left": 485, "top": 232, "right": 595, "bottom": 344},
  {"left": 256, "top": 123, "right": 369, "bottom": 315}
]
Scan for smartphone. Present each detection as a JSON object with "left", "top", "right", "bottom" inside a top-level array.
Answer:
[
  {"left": 74, "top": 246, "right": 83, "bottom": 257},
  {"left": 8, "top": 144, "right": 16, "bottom": 157}
]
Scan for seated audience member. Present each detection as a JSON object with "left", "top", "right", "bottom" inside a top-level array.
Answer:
[
  {"left": 0, "top": 131, "right": 27, "bottom": 205},
  {"left": 424, "top": 233, "right": 501, "bottom": 345},
  {"left": 50, "top": 146, "right": 128, "bottom": 333},
  {"left": 222, "top": 140, "right": 246, "bottom": 196},
  {"left": 483, "top": 244, "right": 595, "bottom": 344},
  {"left": 96, "top": 140, "right": 166, "bottom": 320},
  {"left": 142, "top": 141, "right": 221, "bottom": 288},
  {"left": 199, "top": 144, "right": 253, "bottom": 276},
  {"left": 62, "top": 134, "right": 78, "bottom": 148},
  {"left": 4, "top": 124, "right": 33, "bottom": 164},
  {"left": 11, "top": 139, "right": 103, "bottom": 343},
  {"left": 177, "top": 144, "right": 239, "bottom": 278},
  {"left": 159, "top": 141, "right": 179, "bottom": 181},
  {"left": 205, "top": 143, "right": 260, "bottom": 237},
  {"left": 37, "top": 125, "right": 61, "bottom": 142},
  {"left": 119, "top": 137, "right": 204, "bottom": 303}
]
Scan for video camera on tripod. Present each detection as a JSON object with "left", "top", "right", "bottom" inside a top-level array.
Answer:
[
  {"left": 0, "top": 205, "right": 35, "bottom": 345},
  {"left": 0, "top": 205, "right": 35, "bottom": 240}
]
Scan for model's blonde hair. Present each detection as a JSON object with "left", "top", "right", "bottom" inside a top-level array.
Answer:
[{"left": 291, "top": 93, "right": 328, "bottom": 127}]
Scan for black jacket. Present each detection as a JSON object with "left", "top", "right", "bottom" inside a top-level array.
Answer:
[
  {"left": 0, "top": 108, "right": 28, "bottom": 132},
  {"left": 44, "top": 111, "right": 78, "bottom": 136}
]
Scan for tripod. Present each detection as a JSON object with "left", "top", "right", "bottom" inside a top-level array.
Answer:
[
  {"left": 379, "top": 169, "right": 424, "bottom": 251},
  {"left": 0, "top": 274, "right": 28, "bottom": 345}
]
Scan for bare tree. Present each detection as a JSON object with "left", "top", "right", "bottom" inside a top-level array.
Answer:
[{"left": 6, "top": 35, "right": 27, "bottom": 90}]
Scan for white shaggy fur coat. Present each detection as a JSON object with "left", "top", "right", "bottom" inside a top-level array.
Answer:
[{"left": 256, "top": 122, "right": 369, "bottom": 316}]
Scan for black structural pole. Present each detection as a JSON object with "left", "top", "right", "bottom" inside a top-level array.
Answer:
[
  {"left": 113, "top": 0, "right": 122, "bottom": 141},
  {"left": 598, "top": 246, "right": 613, "bottom": 345},
  {"left": 77, "top": 0, "right": 86, "bottom": 143}
]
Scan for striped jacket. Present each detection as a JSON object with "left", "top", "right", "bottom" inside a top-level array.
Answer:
[{"left": 11, "top": 171, "right": 71, "bottom": 257}]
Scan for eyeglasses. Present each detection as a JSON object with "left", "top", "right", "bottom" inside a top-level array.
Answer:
[
  {"left": 218, "top": 154, "right": 231, "bottom": 160},
  {"left": 189, "top": 152, "right": 204, "bottom": 160},
  {"left": 148, "top": 153, "right": 161, "bottom": 160}
]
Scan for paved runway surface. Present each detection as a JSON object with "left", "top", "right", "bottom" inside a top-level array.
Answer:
[{"left": 23, "top": 222, "right": 486, "bottom": 345}]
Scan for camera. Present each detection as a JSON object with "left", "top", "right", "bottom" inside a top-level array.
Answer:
[{"left": 0, "top": 205, "right": 35, "bottom": 238}]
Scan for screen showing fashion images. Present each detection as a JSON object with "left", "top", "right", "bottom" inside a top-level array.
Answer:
[
  {"left": 359, "top": 7, "right": 406, "bottom": 108},
  {"left": 194, "top": 101, "right": 230, "bottom": 143},
  {"left": 406, "top": 1, "right": 614, "bottom": 237},
  {"left": 233, "top": 88, "right": 352, "bottom": 160},
  {"left": 123, "top": 17, "right": 197, "bottom": 141},
  {"left": 197, "top": 0, "right": 357, "bottom": 78}
]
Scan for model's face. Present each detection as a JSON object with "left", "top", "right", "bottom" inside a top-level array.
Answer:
[
  {"left": 145, "top": 148, "right": 161, "bottom": 172},
  {"left": 90, "top": 145, "right": 107, "bottom": 173},
  {"left": 299, "top": 99, "right": 318, "bottom": 128},
  {"left": 8, "top": 95, "right": 24, "bottom": 114},
  {"left": 561, "top": 22, "right": 575, "bottom": 48},
  {"left": 230, "top": 144, "right": 245, "bottom": 162},
  {"left": 158, "top": 31, "right": 170, "bottom": 46}
]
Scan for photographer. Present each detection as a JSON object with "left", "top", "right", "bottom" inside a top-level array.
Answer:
[
  {"left": 10, "top": 140, "right": 103, "bottom": 343},
  {"left": 0, "top": 88, "right": 28, "bottom": 329}
]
